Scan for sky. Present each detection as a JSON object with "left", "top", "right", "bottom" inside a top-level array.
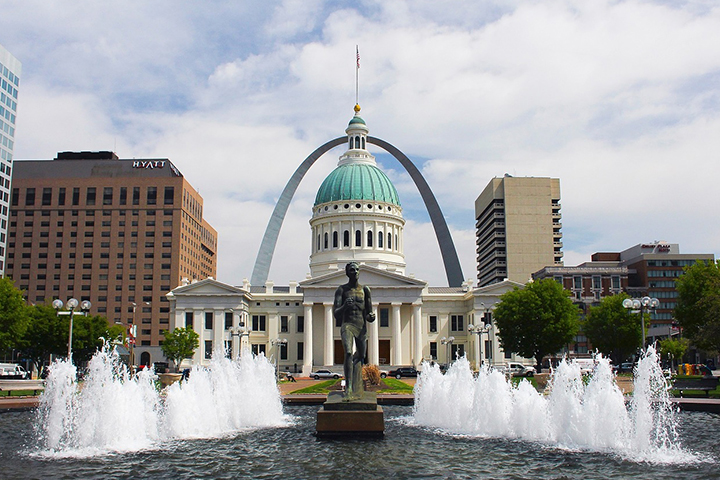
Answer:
[{"left": 1, "top": 0, "right": 719, "bottom": 287}]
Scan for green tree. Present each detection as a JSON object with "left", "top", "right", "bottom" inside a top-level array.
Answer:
[
  {"left": 19, "top": 304, "right": 68, "bottom": 373},
  {"left": 675, "top": 260, "right": 720, "bottom": 352},
  {"left": 583, "top": 294, "right": 643, "bottom": 365},
  {"left": 493, "top": 278, "right": 580, "bottom": 371},
  {"left": 70, "top": 314, "right": 125, "bottom": 364},
  {"left": 0, "top": 277, "right": 30, "bottom": 355},
  {"left": 161, "top": 327, "right": 199, "bottom": 371},
  {"left": 658, "top": 337, "right": 689, "bottom": 367}
]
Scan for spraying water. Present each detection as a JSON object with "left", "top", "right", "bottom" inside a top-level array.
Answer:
[
  {"left": 35, "top": 345, "right": 286, "bottom": 457},
  {"left": 414, "top": 346, "right": 695, "bottom": 463}
]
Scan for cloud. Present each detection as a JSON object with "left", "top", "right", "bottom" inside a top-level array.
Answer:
[{"left": 4, "top": 0, "right": 720, "bottom": 288}]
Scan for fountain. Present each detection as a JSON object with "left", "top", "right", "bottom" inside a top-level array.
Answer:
[
  {"left": 413, "top": 346, "right": 692, "bottom": 463},
  {"left": 0, "top": 344, "right": 717, "bottom": 479},
  {"left": 33, "top": 344, "right": 286, "bottom": 457}
]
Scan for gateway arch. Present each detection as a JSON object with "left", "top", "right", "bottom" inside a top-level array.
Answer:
[{"left": 250, "top": 136, "right": 465, "bottom": 287}]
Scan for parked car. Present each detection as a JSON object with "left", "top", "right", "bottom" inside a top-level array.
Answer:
[
  {"left": 388, "top": 367, "right": 418, "bottom": 379},
  {"left": 507, "top": 362, "right": 536, "bottom": 377},
  {"left": 617, "top": 362, "right": 634, "bottom": 374},
  {"left": 379, "top": 370, "right": 389, "bottom": 378},
  {"left": 311, "top": 369, "right": 341, "bottom": 380},
  {"left": 0, "top": 363, "right": 29, "bottom": 379}
]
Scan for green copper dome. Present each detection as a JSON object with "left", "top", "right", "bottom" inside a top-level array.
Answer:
[
  {"left": 348, "top": 115, "right": 366, "bottom": 126},
  {"left": 314, "top": 163, "right": 401, "bottom": 206}
]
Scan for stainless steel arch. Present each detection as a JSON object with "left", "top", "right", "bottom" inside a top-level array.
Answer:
[{"left": 250, "top": 136, "right": 465, "bottom": 287}]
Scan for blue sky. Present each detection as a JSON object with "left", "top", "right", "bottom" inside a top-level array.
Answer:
[{"left": 2, "top": 0, "right": 719, "bottom": 286}]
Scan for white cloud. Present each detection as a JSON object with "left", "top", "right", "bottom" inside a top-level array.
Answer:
[{"left": 4, "top": 0, "right": 720, "bottom": 288}]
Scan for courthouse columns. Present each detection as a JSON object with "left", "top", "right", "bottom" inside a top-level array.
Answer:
[
  {"left": 412, "top": 303, "right": 423, "bottom": 367},
  {"left": 323, "top": 303, "right": 334, "bottom": 366},
  {"left": 303, "top": 303, "right": 313, "bottom": 374},
  {"left": 392, "top": 303, "right": 402, "bottom": 365},
  {"left": 368, "top": 303, "right": 379, "bottom": 365}
]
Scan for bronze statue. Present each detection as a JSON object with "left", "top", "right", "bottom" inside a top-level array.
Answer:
[{"left": 334, "top": 262, "right": 375, "bottom": 400}]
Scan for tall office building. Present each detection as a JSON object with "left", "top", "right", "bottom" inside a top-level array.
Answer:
[
  {"left": 7, "top": 151, "right": 217, "bottom": 362},
  {"left": 0, "top": 44, "right": 21, "bottom": 276},
  {"left": 475, "top": 176, "right": 563, "bottom": 287}
]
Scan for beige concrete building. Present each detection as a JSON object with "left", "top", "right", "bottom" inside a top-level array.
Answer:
[
  {"left": 475, "top": 176, "right": 563, "bottom": 287},
  {"left": 7, "top": 151, "right": 217, "bottom": 364}
]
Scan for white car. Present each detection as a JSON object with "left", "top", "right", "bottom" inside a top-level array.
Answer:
[
  {"left": 310, "top": 369, "right": 341, "bottom": 380},
  {"left": 507, "top": 362, "right": 536, "bottom": 377}
]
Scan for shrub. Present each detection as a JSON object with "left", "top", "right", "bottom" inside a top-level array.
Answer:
[{"left": 363, "top": 364, "right": 381, "bottom": 385}]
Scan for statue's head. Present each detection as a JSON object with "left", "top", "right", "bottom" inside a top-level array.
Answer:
[{"left": 345, "top": 262, "right": 359, "bottom": 277}]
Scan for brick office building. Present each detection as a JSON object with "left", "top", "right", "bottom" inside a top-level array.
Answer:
[{"left": 7, "top": 151, "right": 217, "bottom": 364}]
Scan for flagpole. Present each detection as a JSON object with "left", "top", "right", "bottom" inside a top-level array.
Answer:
[{"left": 355, "top": 45, "right": 359, "bottom": 106}]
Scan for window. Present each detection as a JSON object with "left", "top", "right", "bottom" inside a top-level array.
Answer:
[
  {"left": 42, "top": 187, "right": 52, "bottom": 205},
  {"left": 332, "top": 231, "right": 338, "bottom": 248},
  {"left": 451, "top": 314, "right": 464, "bottom": 332},
  {"left": 388, "top": 233, "right": 392, "bottom": 249},
  {"left": 343, "top": 230, "right": 350, "bottom": 247},
  {"left": 592, "top": 276, "right": 601, "bottom": 290},
  {"left": 355, "top": 230, "right": 361, "bottom": 247},
  {"left": 185, "top": 311, "right": 193, "bottom": 328},
  {"left": 133, "top": 187, "right": 140, "bottom": 205},
  {"left": 430, "top": 342, "right": 437, "bottom": 360},
  {"left": 251, "top": 344, "right": 266, "bottom": 356},
  {"left": 297, "top": 316, "right": 304, "bottom": 333},
  {"left": 611, "top": 275, "right": 621, "bottom": 290},
  {"left": 119, "top": 187, "right": 127, "bottom": 205},
  {"left": 205, "top": 311, "right": 213, "bottom": 330},
  {"left": 164, "top": 186, "right": 174, "bottom": 205},
  {"left": 323, "top": 232, "right": 328, "bottom": 249},
  {"left": 25, "top": 188, "right": 35, "bottom": 206},
  {"left": 429, "top": 315, "right": 437, "bottom": 333},
  {"left": 378, "top": 232, "right": 383, "bottom": 248},
  {"left": 380, "top": 308, "right": 389, "bottom": 327},
  {"left": 103, "top": 187, "right": 113, "bottom": 205},
  {"left": 281, "top": 315, "right": 288, "bottom": 332},
  {"left": 280, "top": 343, "right": 288, "bottom": 360},
  {"left": 225, "top": 311, "right": 233, "bottom": 329},
  {"left": 205, "top": 340, "right": 213, "bottom": 360},
  {"left": 58, "top": 187, "right": 66, "bottom": 205},
  {"left": 451, "top": 343, "right": 465, "bottom": 360},
  {"left": 573, "top": 276, "right": 582, "bottom": 290},
  {"left": 86, "top": 187, "right": 96, "bottom": 205},
  {"left": 147, "top": 186, "right": 157, "bottom": 205},
  {"left": 297, "top": 342, "right": 304, "bottom": 361},
  {"left": 367, "top": 230, "right": 373, "bottom": 247},
  {"left": 252, "top": 315, "right": 266, "bottom": 331},
  {"left": 72, "top": 188, "right": 80, "bottom": 205}
]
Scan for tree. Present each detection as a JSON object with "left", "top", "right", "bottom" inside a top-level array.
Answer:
[
  {"left": 583, "top": 294, "right": 643, "bottom": 365},
  {"left": 0, "top": 277, "right": 30, "bottom": 356},
  {"left": 675, "top": 260, "right": 720, "bottom": 352},
  {"left": 19, "top": 304, "right": 68, "bottom": 374},
  {"left": 658, "top": 337, "right": 689, "bottom": 367},
  {"left": 70, "top": 314, "right": 125, "bottom": 365},
  {"left": 161, "top": 327, "right": 199, "bottom": 371},
  {"left": 493, "top": 278, "right": 580, "bottom": 371}
]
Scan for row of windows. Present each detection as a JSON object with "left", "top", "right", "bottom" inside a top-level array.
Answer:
[
  {"left": 316, "top": 230, "right": 397, "bottom": 251},
  {"left": 13, "top": 186, "right": 176, "bottom": 207}
]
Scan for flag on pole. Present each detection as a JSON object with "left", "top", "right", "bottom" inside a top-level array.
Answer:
[{"left": 356, "top": 46, "right": 360, "bottom": 69}]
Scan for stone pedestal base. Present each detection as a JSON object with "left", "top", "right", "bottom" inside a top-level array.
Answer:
[{"left": 316, "top": 391, "right": 385, "bottom": 438}]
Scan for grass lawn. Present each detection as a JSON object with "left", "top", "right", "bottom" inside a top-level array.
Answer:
[
  {"left": 287, "top": 378, "right": 414, "bottom": 395},
  {"left": 670, "top": 375, "right": 720, "bottom": 398},
  {"left": 509, "top": 375, "right": 539, "bottom": 390},
  {"left": 0, "top": 389, "right": 40, "bottom": 397}
]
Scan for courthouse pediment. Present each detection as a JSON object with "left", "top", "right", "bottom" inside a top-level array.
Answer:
[
  {"left": 300, "top": 265, "right": 426, "bottom": 289},
  {"left": 169, "top": 278, "right": 247, "bottom": 297}
]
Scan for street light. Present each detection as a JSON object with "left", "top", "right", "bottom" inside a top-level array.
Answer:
[
  {"left": 53, "top": 298, "right": 92, "bottom": 362},
  {"left": 229, "top": 321, "right": 250, "bottom": 359},
  {"left": 623, "top": 296, "right": 660, "bottom": 348},
  {"left": 271, "top": 338, "right": 288, "bottom": 381},
  {"left": 468, "top": 322, "right": 492, "bottom": 369},
  {"left": 440, "top": 336, "right": 455, "bottom": 368}
]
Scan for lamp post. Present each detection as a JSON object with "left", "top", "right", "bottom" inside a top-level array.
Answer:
[
  {"left": 229, "top": 322, "right": 250, "bottom": 359},
  {"left": 53, "top": 298, "right": 92, "bottom": 362},
  {"left": 271, "top": 338, "right": 288, "bottom": 381},
  {"left": 468, "top": 322, "right": 492, "bottom": 369},
  {"left": 622, "top": 296, "right": 659, "bottom": 348},
  {"left": 440, "top": 336, "right": 455, "bottom": 368}
]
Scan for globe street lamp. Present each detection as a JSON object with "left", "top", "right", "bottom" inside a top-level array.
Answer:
[
  {"left": 229, "top": 322, "right": 250, "bottom": 359},
  {"left": 468, "top": 322, "right": 492, "bottom": 369},
  {"left": 271, "top": 338, "right": 288, "bottom": 381},
  {"left": 622, "top": 296, "right": 659, "bottom": 348},
  {"left": 440, "top": 336, "right": 455, "bottom": 368},
  {"left": 53, "top": 298, "right": 92, "bottom": 362}
]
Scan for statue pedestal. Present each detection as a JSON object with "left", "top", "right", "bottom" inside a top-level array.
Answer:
[{"left": 316, "top": 391, "right": 385, "bottom": 438}]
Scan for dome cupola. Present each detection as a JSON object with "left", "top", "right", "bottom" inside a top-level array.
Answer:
[{"left": 309, "top": 106, "right": 406, "bottom": 277}]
